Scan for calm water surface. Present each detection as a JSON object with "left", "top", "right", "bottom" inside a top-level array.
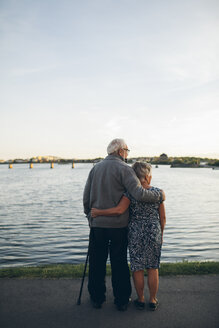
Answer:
[{"left": 0, "top": 163, "right": 219, "bottom": 268}]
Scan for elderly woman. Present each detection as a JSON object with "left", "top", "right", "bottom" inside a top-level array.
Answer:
[{"left": 91, "top": 162, "right": 166, "bottom": 311}]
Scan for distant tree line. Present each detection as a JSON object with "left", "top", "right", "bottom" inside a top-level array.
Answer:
[{"left": 1, "top": 154, "right": 219, "bottom": 166}]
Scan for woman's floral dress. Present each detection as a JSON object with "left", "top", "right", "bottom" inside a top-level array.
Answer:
[{"left": 125, "top": 187, "right": 162, "bottom": 271}]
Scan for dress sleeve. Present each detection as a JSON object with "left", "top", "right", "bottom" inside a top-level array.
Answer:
[
  {"left": 124, "top": 191, "right": 132, "bottom": 200},
  {"left": 151, "top": 187, "right": 163, "bottom": 203}
]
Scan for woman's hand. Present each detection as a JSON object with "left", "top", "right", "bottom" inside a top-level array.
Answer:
[
  {"left": 91, "top": 208, "right": 99, "bottom": 218},
  {"left": 145, "top": 185, "right": 151, "bottom": 189}
]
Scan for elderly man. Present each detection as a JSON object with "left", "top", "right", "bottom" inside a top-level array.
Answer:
[{"left": 83, "top": 138, "right": 165, "bottom": 311}]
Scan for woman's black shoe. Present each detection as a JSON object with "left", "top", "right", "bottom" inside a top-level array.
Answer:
[
  {"left": 134, "top": 299, "right": 145, "bottom": 310},
  {"left": 149, "top": 299, "right": 159, "bottom": 311}
]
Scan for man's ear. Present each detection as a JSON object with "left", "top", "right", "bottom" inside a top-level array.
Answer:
[{"left": 145, "top": 175, "right": 151, "bottom": 184}]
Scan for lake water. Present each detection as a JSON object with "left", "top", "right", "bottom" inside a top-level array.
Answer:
[{"left": 0, "top": 163, "right": 219, "bottom": 268}]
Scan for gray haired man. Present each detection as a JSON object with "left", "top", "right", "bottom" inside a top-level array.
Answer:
[{"left": 83, "top": 138, "right": 165, "bottom": 311}]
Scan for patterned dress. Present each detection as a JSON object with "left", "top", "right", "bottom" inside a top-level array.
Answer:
[{"left": 125, "top": 188, "right": 162, "bottom": 271}]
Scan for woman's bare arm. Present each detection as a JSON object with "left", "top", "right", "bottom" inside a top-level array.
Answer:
[
  {"left": 91, "top": 196, "right": 130, "bottom": 218},
  {"left": 159, "top": 202, "right": 166, "bottom": 243}
]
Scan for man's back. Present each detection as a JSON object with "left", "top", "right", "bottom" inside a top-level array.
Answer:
[{"left": 83, "top": 155, "right": 131, "bottom": 228}]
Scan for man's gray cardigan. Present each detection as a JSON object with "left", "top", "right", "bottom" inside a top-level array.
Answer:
[{"left": 83, "top": 155, "right": 163, "bottom": 228}]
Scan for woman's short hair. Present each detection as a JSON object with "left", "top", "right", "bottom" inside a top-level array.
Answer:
[
  {"left": 107, "top": 138, "right": 127, "bottom": 155},
  {"left": 132, "top": 161, "right": 152, "bottom": 180}
]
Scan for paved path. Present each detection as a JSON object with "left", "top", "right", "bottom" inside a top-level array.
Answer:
[{"left": 0, "top": 275, "right": 219, "bottom": 328}]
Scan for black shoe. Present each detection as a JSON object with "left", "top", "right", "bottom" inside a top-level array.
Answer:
[
  {"left": 90, "top": 299, "right": 102, "bottom": 309},
  {"left": 116, "top": 303, "right": 128, "bottom": 311},
  {"left": 149, "top": 299, "right": 159, "bottom": 311},
  {"left": 134, "top": 299, "right": 145, "bottom": 310}
]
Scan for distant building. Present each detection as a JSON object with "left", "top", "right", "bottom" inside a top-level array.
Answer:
[
  {"left": 30, "top": 158, "right": 38, "bottom": 163},
  {"left": 14, "top": 159, "right": 28, "bottom": 163},
  {"left": 29, "top": 156, "right": 61, "bottom": 163}
]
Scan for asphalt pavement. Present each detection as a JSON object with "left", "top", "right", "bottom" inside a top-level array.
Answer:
[{"left": 0, "top": 275, "right": 219, "bottom": 328}]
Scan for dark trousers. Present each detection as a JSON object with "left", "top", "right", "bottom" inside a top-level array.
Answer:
[{"left": 88, "top": 227, "right": 132, "bottom": 305}]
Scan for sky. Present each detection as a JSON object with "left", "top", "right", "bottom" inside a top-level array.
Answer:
[{"left": 0, "top": 0, "right": 219, "bottom": 160}]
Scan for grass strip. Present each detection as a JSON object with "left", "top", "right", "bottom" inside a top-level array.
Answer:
[{"left": 0, "top": 261, "right": 218, "bottom": 279}]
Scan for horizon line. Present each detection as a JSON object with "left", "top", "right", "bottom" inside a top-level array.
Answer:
[{"left": 1, "top": 154, "right": 219, "bottom": 161}]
